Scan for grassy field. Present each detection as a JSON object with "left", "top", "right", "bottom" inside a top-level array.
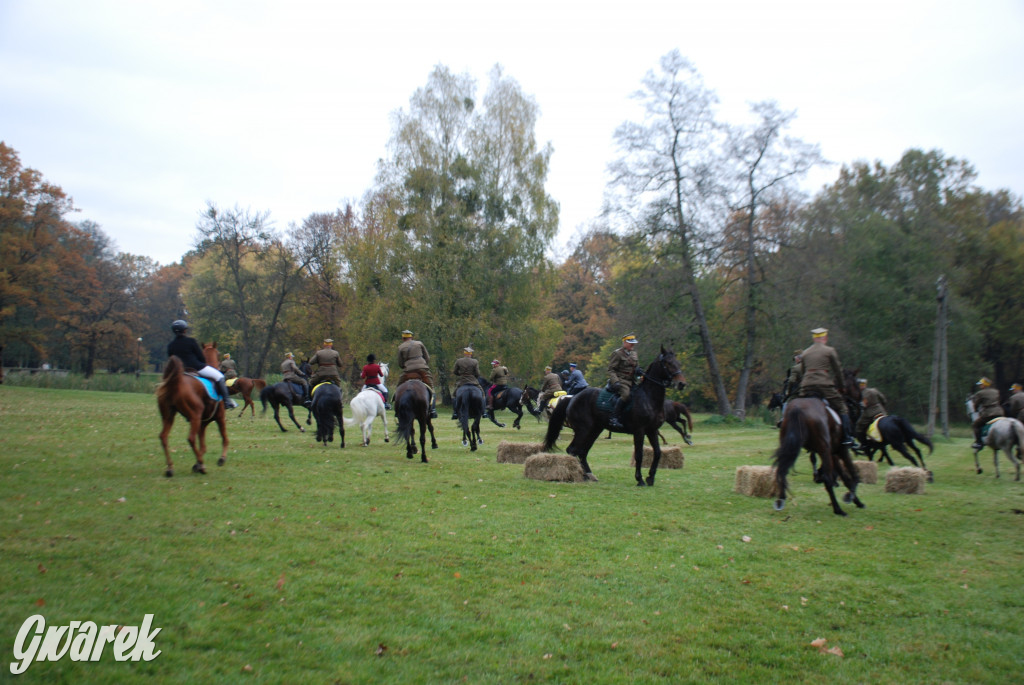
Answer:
[{"left": 1, "top": 386, "right": 1023, "bottom": 683}]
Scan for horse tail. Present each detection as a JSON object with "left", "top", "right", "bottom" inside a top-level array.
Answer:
[
  {"left": 156, "top": 355, "right": 184, "bottom": 403},
  {"left": 1012, "top": 419, "right": 1024, "bottom": 452},
  {"left": 253, "top": 378, "right": 267, "bottom": 392},
  {"left": 896, "top": 416, "right": 933, "bottom": 454},
  {"left": 259, "top": 385, "right": 272, "bottom": 415},
  {"left": 396, "top": 392, "right": 415, "bottom": 444},
  {"left": 543, "top": 396, "right": 570, "bottom": 451},
  {"left": 772, "top": 405, "right": 808, "bottom": 498}
]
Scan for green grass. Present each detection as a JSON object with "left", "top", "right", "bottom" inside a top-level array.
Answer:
[{"left": 1, "top": 386, "right": 1023, "bottom": 683}]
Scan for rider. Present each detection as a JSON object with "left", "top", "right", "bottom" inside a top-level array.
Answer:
[
  {"left": 166, "top": 320, "right": 237, "bottom": 409},
  {"left": 397, "top": 329, "right": 437, "bottom": 418},
  {"left": 565, "top": 362, "right": 588, "bottom": 395},
  {"left": 219, "top": 353, "right": 238, "bottom": 380},
  {"left": 970, "top": 377, "right": 1003, "bottom": 449},
  {"left": 607, "top": 333, "right": 639, "bottom": 429},
  {"left": 1007, "top": 383, "right": 1024, "bottom": 423},
  {"left": 537, "top": 365, "right": 563, "bottom": 414},
  {"left": 854, "top": 378, "right": 888, "bottom": 446},
  {"left": 452, "top": 346, "right": 482, "bottom": 418},
  {"left": 309, "top": 338, "right": 342, "bottom": 393},
  {"left": 281, "top": 352, "right": 309, "bottom": 406},
  {"left": 797, "top": 327, "right": 858, "bottom": 448},
  {"left": 361, "top": 353, "right": 390, "bottom": 409},
  {"left": 487, "top": 359, "right": 510, "bottom": 417},
  {"left": 776, "top": 349, "right": 804, "bottom": 428}
]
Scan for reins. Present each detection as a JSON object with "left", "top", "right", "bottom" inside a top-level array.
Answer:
[{"left": 635, "top": 356, "right": 675, "bottom": 388}]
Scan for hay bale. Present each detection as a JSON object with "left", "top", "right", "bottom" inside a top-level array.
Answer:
[
  {"left": 630, "top": 445, "right": 684, "bottom": 469},
  {"left": 884, "top": 467, "right": 928, "bottom": 494},
  {"left": 523, "top": 453, "right": 586, "bottom": 483},
  {"left": 734, "top": 465, "right": 777, "bottom": 498},
  {"left": 496, "top": 441, "right": 545, "bottom": 464},
  {"left": 853, "top": 460, "right": 878, "bottom": 484}
]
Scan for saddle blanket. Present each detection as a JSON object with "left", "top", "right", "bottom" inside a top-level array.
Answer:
[
  {"left": 596, "top": 388, "right": 632, "bottom": 414},
  {"left": 186, "top": 374, "right": 222, "bottom": 401},
  {"left": 980, "top": 416, "right": 1008, "bottom": 441},
  {"left": 867, "top": 416, "right": 884, "bottom": 443},
  {"left": 226, "top": 377, "right": 238, "bottom": 387},
  {"left": 310, "top": 381, "right": 333, "bottom": 398}
]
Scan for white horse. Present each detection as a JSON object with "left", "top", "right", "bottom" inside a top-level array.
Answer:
[
  {"left": 973, "top": 416, "right": 1024, "bottom": 480},
  {"left": 345, "top": 362, "right": 390, "bottom": 446}
]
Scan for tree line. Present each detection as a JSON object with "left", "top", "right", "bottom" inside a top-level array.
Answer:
[{"left": 3, "top": 53, "right": 1022, "bottom": 421}]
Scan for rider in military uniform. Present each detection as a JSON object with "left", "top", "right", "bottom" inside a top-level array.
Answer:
[
  {"left": 219, "top": 353, "right": 238, "bottom": 380},
  {"left": 309, "top": 338, "right": 342, "bottom": 391},
  {"left": 487, "top": 358, "right": 510, "bottom": 416},
  {"left": 798, "top": 327, "right": 857, "bottom": 448},
  {"left": 537, "top": 365, "right": 563, "bottom": 414},
  {"left": 452, "top": 346, "right": 482, "bottom": 419},
  {"left": 607, "top": 334, "right": 639, "bottom": 429},
  {"left": 1007, "top": 383, "right": 1024, "bottom": 423},
  {"left": 166, "top": 320, "right": 237, "bottom": 409},
  {"left": 970, "top": 377, "right": 1004, "bottom": 448},
  {"left": 854, "top": 378, "right": 888, "bottom": 445},
  {"left": 281, "top": 352, "right": 309, "bottom": 406},
  {"left": 397, "top": 330, "right": 437, "bottom": 418}
]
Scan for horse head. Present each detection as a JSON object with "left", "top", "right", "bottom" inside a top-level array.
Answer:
[
  {"left": 202, "top": 341, "right": 219, "bottom": 367},
  {"left": 380, "top": 362, "right": 389, "bottom": 381},
  {"left": 657, "top": 345, "right": 687, "bottom": 391}
]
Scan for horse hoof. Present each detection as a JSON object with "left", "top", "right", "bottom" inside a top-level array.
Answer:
[
  {"left": 773, "top": 499, "right": 785, "bottom": 511},
  {"left": 843, "top": 492, "right": 854, "bottom": 503},
  {"left": 192, "top": 463, "right": 206, "bottom": 474},
  {"left": 217, "top": 458, "right": 225, "bottom": 467},
  {"left": 498, "top": 423, "right": 506, "bottom": 428},
  {"left": 384, "top": 438, "right": 389, "bottom": 443},
  {"left": 926, "top": 471, "right": 934, "bottom": 483},
  {"left": 645, "top": 476, "right": 655, "bottom": 486},
  {"left": 462, "top": 439, "right": 468, "bottom": 447},
  {"left": 584, "top": 473, "right": 598, "bottom": 482},
  {"left": 976, "top": 468, "right": 983, "bottom": 474},
  {"left": 164, "top": 469, "right": 173, "bottom": 478}
]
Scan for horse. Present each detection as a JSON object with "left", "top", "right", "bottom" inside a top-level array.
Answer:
[
  {"left": 345, "top": 386, "right": 390, "bottom": 446},
  {"left": 661, "top": 399, "right": 694, "bottom": 445},
  {"left": 772, "top": 397, "right": 864, "bottom": 516},
  {"left": 860, "top": 415, "right": 933, "bottom": 477},
  {"left": 309, "top": 382, "right": 345, "bottom": 448},
  {"left": 454, "top": 383, "right": 485, "bottom": 450},
  {"left": 155, "top": 355, "right": 229, "bottom": 477},
  {"left": 477, "top": 377, "right": 541, "bottom": 429},
  {"left": 201, "top": 342, "right": 266, "bottom": 418},
  {"left": 542, "top": 345, "right": 686, "bottom": 486},
  {"left": 394, "top": 379, "right": 437, "bottom": 462},
  {"left": 972, "top": 417, "right": 1024, "bottom": 480},
  {"left": 260, "top": 381, "right": 307, "bottom": 432}
]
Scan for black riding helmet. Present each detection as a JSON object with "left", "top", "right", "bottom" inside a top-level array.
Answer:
[{"left": 171, "top": 320, "right": 189, "bottom": 334}]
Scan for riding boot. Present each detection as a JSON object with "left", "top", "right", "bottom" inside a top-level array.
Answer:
[
  {"left": 840, "top": 414, "right": 859, "bottom": 449},
  {"left": 216, "top": 378, "right": 238, "bottom": 409},
  {"left": 608, "top": 398, "right": 625, "bottom": 430},
  {"left": 971, "top": 425, "right": 982, "bottom": 449},
  {"left": 429, "top": 392, "right": 438, "bottom": 419},
  {"left": 382, "top": 388, "right": 391, "bottom": 410}
]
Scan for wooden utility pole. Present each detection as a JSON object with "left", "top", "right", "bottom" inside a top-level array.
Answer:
[{"left": 928, "top": 275, "right": 949, "bottom": 438}]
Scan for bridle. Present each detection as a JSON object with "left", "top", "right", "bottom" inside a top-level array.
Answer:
[{"left": 636, "top": 354, "right": 686, "bottom": 389}]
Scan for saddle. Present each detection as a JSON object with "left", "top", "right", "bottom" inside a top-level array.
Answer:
[
  {"left": 980, "top": 417, "right": 1006, "bottom": 442},
  {"left": 226, "top": 377, "right": 238, "bottom": 388},
  {"left": 867, "top": 415, "right": 885, "bottom": 442},
  {"left": 597, "top": 387, "right": 631, "bottom": 415},
  {"left": 185, "top": 373, "right": 222, "bottom": 401},
  {"left": 310, "top": 381, "right": 333, "bottom": 399}
]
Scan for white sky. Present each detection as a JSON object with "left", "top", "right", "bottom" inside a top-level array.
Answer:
[{"left": 2, "top": 0, "right": 1022, "bottom": 265}]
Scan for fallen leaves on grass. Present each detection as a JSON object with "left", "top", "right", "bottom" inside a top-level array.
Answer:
[{"left": 810, "top": 637, "right": 844, "bottom": 657}]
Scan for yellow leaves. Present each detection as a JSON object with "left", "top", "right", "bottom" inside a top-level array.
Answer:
[{"left": 810, "top": 637, "right": 844, "bottom": 657}]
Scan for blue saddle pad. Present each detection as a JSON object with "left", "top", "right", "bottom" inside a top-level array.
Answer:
[{"left": 191, "top": 375, "right": 221, "bottom": 401}]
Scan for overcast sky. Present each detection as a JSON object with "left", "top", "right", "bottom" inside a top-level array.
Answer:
[{"left": 2, "top": 0, "right": 1022, "bottom": 265}]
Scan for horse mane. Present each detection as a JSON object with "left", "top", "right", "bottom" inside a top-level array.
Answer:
[{"left": 156, "top": 355, "right": 184, "bottom": 404}]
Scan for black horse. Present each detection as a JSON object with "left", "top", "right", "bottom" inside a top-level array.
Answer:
[
  {"left": 309, "top": 383, "right": 345, "bottom": 448},
  {"left": 394, "top": 379, "right": 437, "bottom": 462},
  {"left": 454, "top": 383, "right": 485, "bottom": 450},
  {"left": 773, "top": 397, "right": 865, "bottom": 516},
  {"left": 660, "top": 400, "right": 694, "bottom": 445},
  {"left": 260, "top": 381, "right": 308, "bottom": 432},
  {"left": 543, "top": 345, "right": 686, "bottom": 486},
  {"left": 477, "top": 377, "right": 541, "bottom": 429},
  {"left": 860, "top": 415, "right": 933, "bottom": 473}
]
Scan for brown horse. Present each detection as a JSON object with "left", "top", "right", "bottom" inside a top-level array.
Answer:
[
  {"left": 772, "top": 397, "right": 864, "bottom": 516},
  {"left": 156, "top": 355, "right": 229, "bottom": 477},
  {"left": 202, "top": 343, "right": 266, "bottom": 418},
  {"left": 394, "top": 379, "right": 437, "bottom": 462}
]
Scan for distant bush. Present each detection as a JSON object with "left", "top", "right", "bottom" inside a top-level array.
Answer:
[{"left": 1, "top": 370, "right": 159, "bottom": 394}]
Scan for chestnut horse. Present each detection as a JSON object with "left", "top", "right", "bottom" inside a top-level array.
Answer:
[
  {"left": 202, "top": 343, "right": 266, "bottom": 418},
  {"left": 156, "top": 355, "right": 229, "bottom": 477}
]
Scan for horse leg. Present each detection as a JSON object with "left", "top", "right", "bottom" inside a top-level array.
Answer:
[
  {"left": 893, "top": 442, "right": 920, "bottom": 468},
  {"left": 214, "top": 411, "right": 229, "bottom": 467},
  {"left": 378, "top": 408, "right": 390, "bottom": 443},
  {"left": 286, "top": 402, "right": 305, "bottom": 432},
  {"left": 187, "top": 414, "right": 207, "bottom": 475},
  {"left": 823, "top": 478, "right": 848, "bottom": 516},
  {"left": 992, "top": 448, "right": 1001, "bottom": 479},
  {"left": 427, "top": 418, "right": 438, "bottom": 450},
  {"left": 272, "top": 403, "right": 288, "bottom": 432},
  {"left": 836, "top": 448, "right": 865, "bottom": 509},
  {"left": 512, "top": 405, "right": 522, "bottom": 430},
  {"left": 569, "top": 428, "right": 602, "bottom": 482},
  {"left": 633, "top": 432, "right": 648, "bottom": 486},
  {"left": 644, "top": 429, "right": 662, "bottom": 486},
  {"left": 158, "top": 412, "right": 175, "bottom": 477},
  {"left": 418, "top": 419, "right": 428, "bottom": 463}
]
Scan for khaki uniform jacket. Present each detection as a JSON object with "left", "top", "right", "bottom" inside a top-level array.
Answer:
[
  {"left": 1008, "top": 391, "right": 1024, "bottom": 421},
  {"left": 783, "top": 363, "right": 802, "bottom": 399},
  {"left": 452, "top": 356, "right": 481, "bottom": 388},
  {"left": 608, "top": 347, "right": 639, "bottom": 388},
  {"left": 311, "top": 348, "right": 342, "bottom": 378},
  {"left": 398, "top": 339, "right": 430, "bottom": 372},
  {"left": 281, "top": 358, "right": 304, "bottom": 381},
  {"left": 799, "top": 342, "right": 843, "bottom": 390},
  {"left": 540, "top": 372, "right": 562, "bottom": 394},
  {"left": 861, "top": 387, "right": 887, "bottom": 420},
  {"left": 220, "top": 359, "right": 238, "bottom": 379},
  {"left": 490, "top": 365, "right": 510, "bottom": 386},
  {"left": 972, "top": 386, "right": 1003, "bottom": 421}
]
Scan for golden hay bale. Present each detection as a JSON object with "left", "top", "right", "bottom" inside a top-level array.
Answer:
[
  {"left": 884, "top": 467, "right": 928, "bottom": 494},
  {"left": 523, "top": 453, "right": 586, "bottom": 483},
  {"left": 630, "top": 445, "right": 684, "bottom": 469},
  {"left": 853, "top": 460, "right": 878, "bottom": 484},
  {"left": 496, "top": 441, "right": 545, "bottom": 464},
  {"left": 734, "top": 465, "right": 777, "bottom": 498}
]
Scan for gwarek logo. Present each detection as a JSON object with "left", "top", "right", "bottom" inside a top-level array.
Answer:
[{"left": 9, "top": 614, "right": 161, "bottom": 675}]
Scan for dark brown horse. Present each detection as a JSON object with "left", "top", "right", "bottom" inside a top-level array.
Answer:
[
  {"left": 202, "top": 343, "right": 266, "bottom": 418},
  {"left": 661, "top": 399, "right": 694, "bottom": 445},
  {"left": 543, "top": 345, "right": 686, "bottom": 486},
  {"left": 772, "top": 397, "right": 864, "bottom": 516},
  {"left": 394, "top": 379, "right": 437, "bottom": 462},
  {"left": 156, "top": 355, "right": 229, "bottom": 477}
]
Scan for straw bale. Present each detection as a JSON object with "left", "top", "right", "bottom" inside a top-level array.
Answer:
[
  {"left": 523, "top": 453, "right": 586, "bottom": 483},
  {"left": 630, "top": 445, "right": 684, "bottom": 469},
  {"left": 496, "top": 441, "right": 545, "bottom": 464},
  {"left": 884, "top": 466, "right": 927, "bottom": 494},
  {"left": 734, "top": 465, "right": 777, "bottom": 498},
  {"left": 853, "top": 460, "right": 878, "bottom": 484}
]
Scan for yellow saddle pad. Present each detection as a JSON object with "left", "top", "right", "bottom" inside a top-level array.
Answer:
[
  {"left": 867, "top": 416, "right": 884, "bottom": 442},
  {"left": 548, "top": 391, "right": 567, "bottom": 409},
  {"left": 226, "top": 378, "right": 238, "bottom": 387}
]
